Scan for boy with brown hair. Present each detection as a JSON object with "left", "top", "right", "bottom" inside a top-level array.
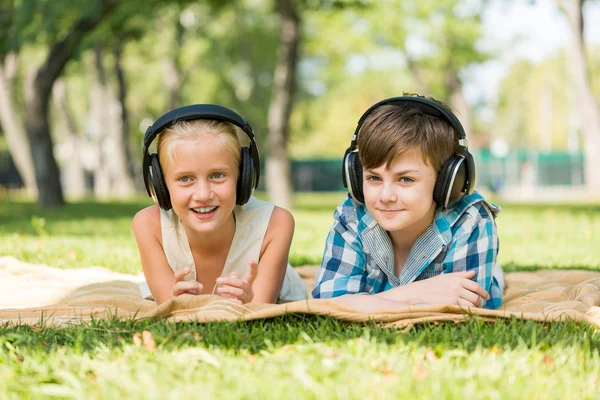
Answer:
[{"left": 312, "top": 95, "right": 504, "bottom": 310}]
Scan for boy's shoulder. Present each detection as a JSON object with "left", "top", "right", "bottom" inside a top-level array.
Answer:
[
  {"left": 333, "top": 195, "right": 376, "bottom": 232},
  {"left": 439, "top": 191, "right": 500, "bottom": 235}
]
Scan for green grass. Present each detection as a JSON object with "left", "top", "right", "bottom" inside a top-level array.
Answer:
[
  {"left": 1, "top": 192, "right": 599, "bottom": 272},
  {"left": 1, "top": 192, "right": 600, "bottom": 398},
  {"left": 1, "top": 316, "right": 599, "bottom": 399}
]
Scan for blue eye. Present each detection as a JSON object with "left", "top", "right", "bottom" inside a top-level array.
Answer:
[
  {"left": 366, "top": 175, "right": 381, "bottom": 182},
  {"left": 178, "top": 176, "right": 191, "bottom": 183},
  {"left": 211, "top": 172, "right": 225, "bottom": 179},
  {"left": 399, "top": 177, "right": 414, "bottom": 183}
]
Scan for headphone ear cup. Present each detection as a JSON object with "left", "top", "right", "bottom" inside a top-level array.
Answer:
[
  {"left": 462, "top": 150, "right": 476, "bottom": 194},
  {"left": 149, "top": 154, "right": 172, "bottom": 210},
  {"left": 433, "top": 156, "right": 466, "bottom": 209},
  {"left": 236, "top": 147, "right": 254, "bottom": 206},
  {"left": 347, "top": 152, "right": 364, "bottom": 204}
]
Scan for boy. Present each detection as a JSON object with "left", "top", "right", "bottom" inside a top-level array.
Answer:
[{"left": 312, "top": 95, "right": 503, "bottom": 310}]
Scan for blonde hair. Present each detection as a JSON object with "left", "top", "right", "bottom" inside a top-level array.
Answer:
[{"left": 157, "top": 119, "right": 242, "bottom": 171}]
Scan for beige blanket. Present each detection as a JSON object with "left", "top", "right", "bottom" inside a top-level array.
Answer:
[{"left": 1, "top": 256, "right": 600, "bottom": 328}]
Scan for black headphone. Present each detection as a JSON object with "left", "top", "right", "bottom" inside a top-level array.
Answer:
[
  {"left": 342, "top": 96, "right": 476, "bottom": 209},
  {"left": 142, "top": 104, "right": 260, "bottom": 210}
]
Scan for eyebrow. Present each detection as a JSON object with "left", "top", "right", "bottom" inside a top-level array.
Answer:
[
  {"left": 365, "top": 168, "right": 420, "bottom": 176},
  {"left": 170, "top": 165, "right": 233, "bottom": 175}
]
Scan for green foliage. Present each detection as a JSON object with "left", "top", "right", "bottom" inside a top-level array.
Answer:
[{"left": 495, "top": 47, "right": 600, "bottom": 151}]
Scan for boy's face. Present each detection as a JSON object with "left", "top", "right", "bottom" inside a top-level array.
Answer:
[
  {"left": 163, "top": 134, "right": 238, "bottom": 238},
  {"left": 362, "top": 148, "right": 437, "bottom": 236}
]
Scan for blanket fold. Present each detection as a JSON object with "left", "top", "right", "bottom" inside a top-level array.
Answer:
[{"left": 1, "top": 256, "right": 600, "bottom": 328}]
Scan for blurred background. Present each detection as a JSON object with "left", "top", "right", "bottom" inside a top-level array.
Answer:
[{"left": 1, "top": 0, "right": 599, "bottom": 210}]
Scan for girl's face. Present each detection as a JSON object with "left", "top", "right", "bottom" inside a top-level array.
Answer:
[{"left": 163, "top": 133, "right": 239, "bottom": 237}]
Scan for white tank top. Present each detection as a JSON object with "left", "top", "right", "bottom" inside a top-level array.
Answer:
[{"left": 139, "top": 197, "right": 307, "bottom": 302}]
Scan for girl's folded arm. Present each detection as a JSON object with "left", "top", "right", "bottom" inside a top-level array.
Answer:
[
  {"left": 132, "top": 205, "right": 177, "bottom": 305},
  {"left": 250, "top": 206, "right": 295, "bottom": 303}
]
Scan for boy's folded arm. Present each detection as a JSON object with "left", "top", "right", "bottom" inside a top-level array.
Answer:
[
  {"left": 312, "top": 213, "right": 370, "bottom": 299},
  {"left": 442, "top": 215, "right": 500, "bottom": 308}
]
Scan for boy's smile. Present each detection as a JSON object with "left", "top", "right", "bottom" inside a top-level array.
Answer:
[{"left": 362, "top": 148, "right": 437, "bottom": 244}]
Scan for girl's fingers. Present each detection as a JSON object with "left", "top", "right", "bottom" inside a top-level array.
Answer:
[
  {"left": 219, "top": 294, "right": 243, "bottom": 304},
  {"left": 173, "top": 281, "right": 202, "bottom": 296},
  {"left": 217, "top": 274, "right": 245, "bottom": 289},
  {"left": 216, "top": 284, "right": 245, "bottom": 299},
  {"left": 173, "top": 267, "right": 191, "bottom": 283},
  {"left": 244, "top": 261, "right": 259, "bottom": 284}
]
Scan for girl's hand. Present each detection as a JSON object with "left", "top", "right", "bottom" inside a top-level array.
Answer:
[
  {"left": 172, "top": 267, "right": 203, "bottom": 297},
  {"left": 215, "top": 261, "right": 259, "bottom": 304}
]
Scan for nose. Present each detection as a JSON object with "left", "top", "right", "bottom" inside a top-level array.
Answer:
[
  {"left": 379, "top": 182, "right": 397, "bottom": 203},
  {"left": 192, "top": 179, "right": 214, "bottom": 202}
]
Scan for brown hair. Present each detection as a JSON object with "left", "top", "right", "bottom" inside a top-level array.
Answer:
[{"left": 357, "top": 100, "right": 460, "bottom": 172}]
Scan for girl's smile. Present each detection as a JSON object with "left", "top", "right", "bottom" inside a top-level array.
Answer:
[{"left": 163, "top": 133, "right": 239, "bottom": 239}]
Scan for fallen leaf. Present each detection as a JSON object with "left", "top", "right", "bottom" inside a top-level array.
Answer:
[
  {"left": 414, "top": 361, "right": 428, "bottom": 380},
  {"left": 543, "top": 354, "right": 554, "bottom": 366},
  {"left": 425, "top": 348, "right": 439, "bottom": 363},
  {"left": 142, "top": 330, "right": 156, "bottom": 351},
  {"left": 133, "top": 333, "right": 142, "bottom": 348},
  {"left": 489, "top": 346, "right": 503, "bottom": 355}
]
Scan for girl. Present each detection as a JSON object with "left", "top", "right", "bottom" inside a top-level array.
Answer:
[{"left": 133, "top": 104, "right": 307, "bottom": 305}]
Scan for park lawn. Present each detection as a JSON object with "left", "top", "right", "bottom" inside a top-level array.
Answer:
[{"left": 1, "top": 192, "right": 600, "bottom": 398}]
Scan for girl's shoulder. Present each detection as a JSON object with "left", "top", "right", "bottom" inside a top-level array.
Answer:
[
  {"left": 241, "top": 197, "right": 293, "bottom": 230},
  {"left": 132, "top": 205, "right": 162, "bottom": 242},
  {"left": 269, "top": 205, "right": 294, "bottom": 230}
]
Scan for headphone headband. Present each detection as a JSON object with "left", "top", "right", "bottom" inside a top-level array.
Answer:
[
  {"left": 342, "top": 95, "right": 476, "bottom": 207},
  {"left": 143, "top": 104, "right": 256, "bottom": 150},
  {"left": 349, "top": 96, "right": 467, "bottom": 152},
  {"left": 142, "top": 104, "right": 260, "bottom": 197}
]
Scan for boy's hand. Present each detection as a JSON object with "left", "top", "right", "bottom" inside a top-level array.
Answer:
[
  {"left": 215, "top": 261, "right": 259, "bottom": 304},
  {"left": 172, "top": 267, "right": 203, "bottom": 297},
  {"left": 381, "top": 270, "right": 490, "bottom": 308}
]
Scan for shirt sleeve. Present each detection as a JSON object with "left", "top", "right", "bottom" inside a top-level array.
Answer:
[
  {"left": 442, "top": 212, "right": 502, "bottom": 309},
  {"left": 311, "top": 210, "right": 369, "bottom": 299}
]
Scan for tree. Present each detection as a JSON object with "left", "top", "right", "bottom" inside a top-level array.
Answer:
[
  {"left": 558, "top": 0, "right": 600, "bottom": 192},
  {"left": 369, "top": 0, "right": 490, "bottom": 142},
  {"left": 0, "top": 1, "right": 36, "bottom": 195},
  {"left": 22, "top": 0, "right": 116, "bottom": 207},
  {"left": 0, "top": 52, "right": 37, "bottom": 195},
  {"left": 266, "top": 0, "right": 300, "bottom": 210}
]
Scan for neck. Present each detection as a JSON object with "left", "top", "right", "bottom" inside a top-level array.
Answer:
[
  {"left": 184, "top": 214, "right": 236, "bottom": 251},
  {"left": 388, "top": 204, "right": 436, "bottom": 252}
]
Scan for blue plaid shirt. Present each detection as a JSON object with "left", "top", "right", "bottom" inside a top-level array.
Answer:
[{"left": 312, "top": 191, "right": 503, "bottom": 309}]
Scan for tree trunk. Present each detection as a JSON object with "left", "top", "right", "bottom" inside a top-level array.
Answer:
[
  {"left": 447, "top": 70, "right": 473, "bottom": 143},
  {"left": 92, "top": 44, "right": 135, "bottom": 199},
  {"left": 163, "top": 16, "right": 184, "bottom": 111},
  {"left": 113, "top": 37, "right": 137, "bottom": 186},
  {"left": 52, "top": 80, "right": 87, "bottom": 198},
  {"left": 23, "top": 1, "right": 115, "bottom": 207},
  {"left": 560, "top": 0, "right": 600, "bottom": 192},
  {"left": 266, "top": 0, "right": 300, "bottom": 210},
  {"left": 0, "top": 53, "right": 37, "bottom": 196}
]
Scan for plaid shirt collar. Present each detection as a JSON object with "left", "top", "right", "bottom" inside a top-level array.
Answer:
[{"left": 351, "top": 191, "right": 499, "bottom": 286}]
